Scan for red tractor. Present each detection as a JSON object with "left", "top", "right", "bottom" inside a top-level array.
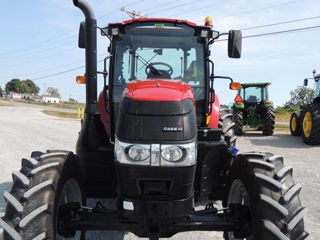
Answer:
[{"left": 0, "top": 1, "right": 307, "bottom": 239}]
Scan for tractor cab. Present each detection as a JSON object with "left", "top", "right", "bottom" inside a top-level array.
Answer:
[
  {"left": 315, "top": 74, "right": 320, "bottom": 97},
  {"left": 238, "top": 82, "right": 271, "bottom": 104},
  {"left": 232, "top": 82, "right": 275, "bottom": 135},
  {"left": 98, "top": 18, "right": 242, "bottom": 140},
  {"left": 304, "top": 72, "right": 320, "bottom": 100},
  {"left": 108, "top": 20, "right": 207, "bottom": 127}
]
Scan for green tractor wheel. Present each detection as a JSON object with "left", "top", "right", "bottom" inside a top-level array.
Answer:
[
  {"left": 290, "top": 112, "right": 301, "bottom": 136},
  {"left": 301, "top": 103, "right": 320, "bottom": 145},
  {"left": 262, "top": 108, "right": 275, "bottom": 136}
]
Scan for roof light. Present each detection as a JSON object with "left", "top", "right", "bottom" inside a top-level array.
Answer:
[
  {"left": 205, "top": 16, "right": 213, "bottom": 27},
  {"left": 201, "top": 29, "right": 209, "bottom": 38},
  {"left": 111, "top": 28, "right": 119, "bottom": 36}
]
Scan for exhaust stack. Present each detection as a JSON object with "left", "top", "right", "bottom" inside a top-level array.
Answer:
[{"left": 73, "top": 0, "right": 98, "bottom": 114}]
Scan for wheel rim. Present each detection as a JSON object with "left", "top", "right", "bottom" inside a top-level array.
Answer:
[
  {"left": 303, "top": 112, "right": 312, "bottom": 138},
  {"left": 56, "top": 178, "right": 82, "bottom": 240},
  {"left": 291, "top": 116, "right": 297, "bottom": 131},
  {"left": 227, "top": 180, "right": 251, "bottom": 240}
]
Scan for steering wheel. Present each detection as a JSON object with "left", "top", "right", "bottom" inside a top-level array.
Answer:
[{"left": 145, "top": 62, "right": 174, "bottom": 76}]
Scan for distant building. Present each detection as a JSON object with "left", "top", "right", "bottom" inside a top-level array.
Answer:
[
  {"left": 11, "top": 92, "right": 22, "bottom": 100},
  {"left": 21, "top": 93, "right": 33, "bottom": 100},
  {"left": 31, "top": 95, "right": 42, "bottom": 102},
  {"left": 42, "top": 95, "right": 60, "bottom": 103}
]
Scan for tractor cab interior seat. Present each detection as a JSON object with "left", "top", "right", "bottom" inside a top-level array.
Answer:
[{"left": 247, "top": 95, "right": 257, "bottom": 102}]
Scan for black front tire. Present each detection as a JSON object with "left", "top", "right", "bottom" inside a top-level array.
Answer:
[
  {"left": 0, "top": 150, "right": 84, "bottom": 240},
  {"left": 224, "top": 152, "right": 308, "bottom": 240},
  {"left": 220, "top": 109, "right": 237, "bottom": 146},
  {"left": 232, "top": 108, "right": 243, "bottom": 136},
  {"left": 262, "top": 107, "right": 275, "bottom": 136}
]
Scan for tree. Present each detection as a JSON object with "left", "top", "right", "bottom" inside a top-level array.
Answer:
[
  {"left": 0, "top": 85, "right": 3, "bottom": 97},
  {"left": 22, "top": 79, "right": 40, "bottom": 94},
  {"left": 4, "top": 79, "right": 40, "bottom": 94},
  {"left": 47, "top": 87, "right": 60, "bottom": 97},
  {"left": 5, "top": 79, "right": 21, "bottom": 93},
  {"left": 284, "top": 86, "right": 315, "bottom": 108}
]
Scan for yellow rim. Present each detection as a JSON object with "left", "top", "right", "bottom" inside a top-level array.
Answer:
[
  {"left": 303, "top": 112, "right": 312, "bottom": 138},
  {"left": 291, "top": 116, "right": 297, "bottom": 131}
]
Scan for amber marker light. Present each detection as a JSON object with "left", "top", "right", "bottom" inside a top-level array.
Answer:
[
  {"left": 229, "top": 82, "right": 241, "bottom": 90},
  {"left": 76, "top": 76, "right": 86, "bottom": 84},
  {"left": 206, "top": 115, "right": 211, "bottom": 125}
]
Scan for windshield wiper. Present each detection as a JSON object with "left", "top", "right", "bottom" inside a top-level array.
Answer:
[{"left": 133, "top": 50, "right": 162, "bottom": 76}]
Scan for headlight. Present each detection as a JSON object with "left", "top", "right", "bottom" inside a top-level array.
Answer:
[
  {"left": 115, "top": 138, "right": 150, "bottom": 165},
  {"left": 127, "top": 145, "right": 150, "bottom": 161},
  {"left": 161, "top": 146, "right": 184, "bottom": 162},
  {"left": 161, "top": 142, "right": 196, "bottom": 167}
]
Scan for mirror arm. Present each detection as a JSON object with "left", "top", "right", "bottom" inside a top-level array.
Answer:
[{"left": 214, "top": 75, "right": 234, "bottom": 83}]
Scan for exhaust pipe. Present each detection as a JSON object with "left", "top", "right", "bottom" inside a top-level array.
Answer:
[{"left": 73, "top": 0, "right": 98, "bottom": 114}]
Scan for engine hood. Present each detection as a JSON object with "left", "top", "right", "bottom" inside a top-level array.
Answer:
[{"left": 121, "top": 79, "right": 195, "bottom": 103}]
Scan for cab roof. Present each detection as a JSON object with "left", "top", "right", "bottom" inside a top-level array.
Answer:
[
  {"left": 241, "top": 82, "right": 271, "bottom": 87},
  {"left": 122, "top": 18, "right": 198, "bottom": 27}
]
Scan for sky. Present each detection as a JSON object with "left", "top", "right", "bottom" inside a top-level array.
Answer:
[{"left": 0, "top": 0, "right": 320, "bottom": 106}]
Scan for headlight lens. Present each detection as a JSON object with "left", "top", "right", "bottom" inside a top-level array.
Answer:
[
  {"left": 115, "top": 138, "right": 150, "bottom": 165},
  {"left": 161, "top": 146, "right": 184, "bottom": 162},
  {"left": 161, "top": 142, "right": 196, "bottom": 166},
  {"left": 127, "top": 145, "right": 150, "bottom": 161}
]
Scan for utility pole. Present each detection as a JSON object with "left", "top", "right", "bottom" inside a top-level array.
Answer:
[{"left": 120, "top": 7, "right": 147, "bottom": 19}]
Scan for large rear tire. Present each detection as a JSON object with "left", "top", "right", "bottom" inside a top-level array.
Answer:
[
  {"left": 301, "top": 103, "right": 320, "bottom": 145},
  {"left": 232, "top": 108, "right": 243, "bottom": 136},
  {"left": 220, "top": 109, "right": 237, "bottom": 146},
  {"left": 262, "top": 107, "right": 275, "bottom": 136},
  {"left": 224, "top": 152, "right": 308, "bottom": 240},
  {"left": 290, "top": 112, "right": 301, "bottom": 136},
  {"left": 0, "top": 151, "right": 84, "bottom": 240}
]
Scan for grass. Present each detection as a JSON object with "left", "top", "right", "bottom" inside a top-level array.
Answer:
[
  {"left": 42, "top": 110, "right": 79, "bottom": 119},
  {"left": 0, "top": 99, "right": 13, "bottom": 106},
  {"left": 30, "top": 101, "right": 84, "bottom": 110},
  {"left": 275, "top": 112, "right": 291, "bottom": 122}
]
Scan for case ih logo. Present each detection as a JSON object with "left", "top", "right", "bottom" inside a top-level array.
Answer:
[{"left": 162, "top": 127, "right": 183, "bottom": 132}]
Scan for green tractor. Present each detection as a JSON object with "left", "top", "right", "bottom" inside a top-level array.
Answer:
[
  {"left": 290, "top": 69, "right": 320, "bottom": 145},
  {"left": 232, "top": 82, "right": 275, "bottom": 135}
]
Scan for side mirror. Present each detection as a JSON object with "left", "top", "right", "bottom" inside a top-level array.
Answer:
[
  {"left": 303, "top": 78, "right": 308, "bottom": 86},
  {"left": 228, "top": 30, "right": 242, "bottom": 58},
  {"left": 78, "top": 21, "right": 86, "bottom": 49}
]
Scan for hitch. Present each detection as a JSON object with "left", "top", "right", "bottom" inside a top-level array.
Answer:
[{"left": 58, "top": 202, "right": 251, "bottom": 238}]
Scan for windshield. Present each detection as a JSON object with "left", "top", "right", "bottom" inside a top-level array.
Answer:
[
  {"left": 240, "top": 86, "right": 266, "bottom": 102},
  {"left": 112, "top": 22, "right": 206, "bottom": 124}
]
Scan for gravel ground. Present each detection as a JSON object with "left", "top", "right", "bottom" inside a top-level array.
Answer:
[{"left": 0, "top": 105, "right": 319, "bottom": 239}]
